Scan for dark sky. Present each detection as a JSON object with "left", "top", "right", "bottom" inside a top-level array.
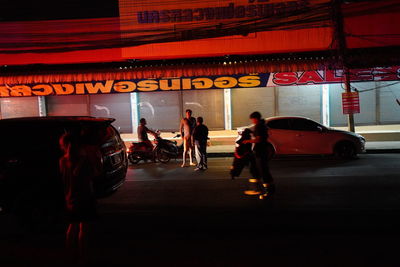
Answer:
[{"left": 1, "top": 0, "right": 119, "bottom": 21}]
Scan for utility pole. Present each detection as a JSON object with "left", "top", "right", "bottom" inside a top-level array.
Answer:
[{"left": 332, "top": 0, "right": 355, "bottom": 132}]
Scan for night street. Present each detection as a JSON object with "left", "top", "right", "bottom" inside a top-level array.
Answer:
[
  {"left": 1, "top": 0, "right": 400, "bottom": 266},
  {"left": 2, "top": 154, "right": 400, "bottom": 266}
]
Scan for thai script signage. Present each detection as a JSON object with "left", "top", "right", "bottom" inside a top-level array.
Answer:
[
  {"left": 135, "top": 1, "right": 308, "bottom": 24},
  {"left": 119, "top": 0, "right": 332, "bottom": 61},
  {"left": 0, "top": 74, "right": 266, "bottom": 97},
  {"left": 1, "top": 66, "right": 399, "bottom": 97}
]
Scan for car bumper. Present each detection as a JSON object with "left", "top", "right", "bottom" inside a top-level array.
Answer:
[
  {"left": 94, "top": 163, "right": 127, "bottom": 198},
  {"left": 358, "top": 138, "right": 367, "bottom": 153}
]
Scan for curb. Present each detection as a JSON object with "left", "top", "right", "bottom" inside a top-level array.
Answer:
[
  {"left": 365, "top": 149, "right": 400, "bottom": 154},
  {"left": 207, "top": 149, "right": 400, "bottom": 158}
]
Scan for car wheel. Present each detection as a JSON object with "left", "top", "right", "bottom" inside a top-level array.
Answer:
[
  {"left": 157, "top": 149, "right": 171, "bottom": 163},
  {"left": 334, "top": 142, "right": 356, "bottom": 159},
  {"left": 128, "top": 153, "right": 140, "bottom": 164},
  {"left": 266, "top": 143, "right": 276, "bottom": 160}
]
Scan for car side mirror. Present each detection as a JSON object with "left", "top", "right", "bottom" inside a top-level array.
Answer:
[{"left": 317, "top": 126, "right": 324, "bottom": 133}]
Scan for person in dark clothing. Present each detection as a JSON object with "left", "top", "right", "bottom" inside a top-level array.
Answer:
[
  {"left": 242, "top": 111, "right": 274, "bottom": 195},
  {"left": 192, "top": 117, "right": 209, "bottom": 171},
  {"left": 59, "top": 131, "right": 103, "bottom": 264},
  {"left": 137, "top": 118, "right": 157, "bottom": 152}
]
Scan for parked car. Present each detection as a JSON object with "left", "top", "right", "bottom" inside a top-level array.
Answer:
[
  {"left": 0, "top": 116, "right": 128, "bottom": 218},
  {"left": 237, "top": 116, "right": 366, "bottom": 159}
]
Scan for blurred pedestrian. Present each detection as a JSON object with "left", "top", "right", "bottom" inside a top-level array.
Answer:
[
  {"left": 242, "top": 112, "right": 274, "bottom": 195},
  {"left": 230, "top": 128, "right": 258, "bottom": 180},
  {"left": 192, "top": 117, "right": 209, "bottom": 171},
  {"left": 180, "top": 109, "right": 196, "bottom": 167},
  {"left": 59, "top": 130, "right": 103, "bottom": 264}
]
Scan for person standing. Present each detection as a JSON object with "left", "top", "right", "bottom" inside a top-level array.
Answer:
[
  {"left": 242, "top": 111, "right": 274, "bottom": 195},
  {"left": 59, "top": 131, "right": 103, "bottom": 264},
  {"left": 180, "top": 109, "right": 196, "bottom": 167},
  {"left": 192, "top": 117, "right": 209, "bottom": 171}
]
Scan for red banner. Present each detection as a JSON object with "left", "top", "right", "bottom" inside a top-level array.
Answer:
[{"left": 268, "top": 66, "right": 400, "bottom": 86}]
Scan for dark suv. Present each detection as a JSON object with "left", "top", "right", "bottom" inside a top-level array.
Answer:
[{"left": 0, "top": 116, "right": 128, "bottom": 216}]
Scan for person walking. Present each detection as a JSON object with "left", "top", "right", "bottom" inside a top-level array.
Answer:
[
  {"left": 59, "top": 131, "right": 103, "bottom": 264},
  {"left": 192, "top": 117, "right": 209, "bottom": 171},
  {"left": 179, "top": 109, "right": 196, "bottom": 167},
  {"left": 242, "top": 111, "right": 274, "bottom": 195}
]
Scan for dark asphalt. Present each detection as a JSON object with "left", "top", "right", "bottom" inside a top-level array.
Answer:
[{"left": 1, "top": 154, "right": 400, "bottom": 267}]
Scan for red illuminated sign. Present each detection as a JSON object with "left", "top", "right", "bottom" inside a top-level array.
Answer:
[{"left": 342, "top": 92, "right": 360, "bottom": 114}]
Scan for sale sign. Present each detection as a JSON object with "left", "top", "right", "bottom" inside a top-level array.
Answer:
[{"left": 342, "top": 92, "right": 360, "bottom": 114}]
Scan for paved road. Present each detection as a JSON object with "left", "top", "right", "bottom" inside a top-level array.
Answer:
[{"left": 1, "top": 155, "right": 400, "bottom": 266}]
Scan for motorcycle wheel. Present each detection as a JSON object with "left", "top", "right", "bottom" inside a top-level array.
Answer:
[
  {"left": 128, "top": 153, "right": 141, "bottom": 164},
  {"left": 157, "top": 149, "right": 171, "bottom": 164}
]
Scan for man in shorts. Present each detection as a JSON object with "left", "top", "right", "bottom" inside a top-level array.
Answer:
[{"left": 180, "top": 109, "right": 196, "bottom": 167}]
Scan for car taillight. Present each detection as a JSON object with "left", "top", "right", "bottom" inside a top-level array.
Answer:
[{"left": 102, "top": 146, "right": 116, "bottom": 155}]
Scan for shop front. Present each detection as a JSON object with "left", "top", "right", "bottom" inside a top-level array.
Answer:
[
  {"left": 1, "top": 0, "right": 399, "bottom": 143},
  {"left": 1, "top": 66, "right": 399, "bottom": 140}
]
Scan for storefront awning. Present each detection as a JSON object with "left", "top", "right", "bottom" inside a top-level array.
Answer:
[
  {"left": 0, "top": 55, "right": 327, "bottom": 85},
  {"left": 1, "top": 45, "right": 399, "bottom": 86}
]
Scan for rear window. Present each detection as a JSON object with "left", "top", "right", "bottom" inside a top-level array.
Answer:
[
  {"left": 290, "top": 119, "right": 321, "bottom": 131},
  {"left": 0, "top": 121, "right": 113, "bottom": 154}
]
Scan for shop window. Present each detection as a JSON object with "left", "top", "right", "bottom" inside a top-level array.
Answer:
[
  {"left": 183, "top": 90, "right": 225, "bottom": 130},
  {"left": 89, "top": 94, "right": 132, "bottom": 133},
  {"left": 378, "top": 81, "right": 400, "bottom": 124},
  {"left": 277, "top": 85, "right": 322, "bottom": 123},
  {"left": 0, "top": 97, "right": 40, "bottom": 119},
  {"left": 138, "top": 91, "right": 181, "bottom": 132},
  {"left": 329, "top": 83, "right": 376, "bottom": 126},
  {"left": 46, "top": 95, "right": 89, "bottom": 116},
  {"left": 232, "top": 87, "right": 275, "bottom": 128}
]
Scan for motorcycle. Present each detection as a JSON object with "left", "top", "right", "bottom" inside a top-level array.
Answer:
[{"left": 127, "top": 132, "right": 181, "bottom": 164}]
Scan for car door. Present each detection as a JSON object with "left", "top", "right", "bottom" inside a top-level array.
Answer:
[
  {"left": 267, "top": 118, "right": 302, "bottom": 154},
  {"left": 290, "top": 118, "right": 330, "bottom": 154}
]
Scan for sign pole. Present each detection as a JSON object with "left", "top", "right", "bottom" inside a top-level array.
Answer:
[
  {"left": 344, "top": 68, "right": 355, "bottom": 132},
  {"left": 333, "top": 0, "right": 355, "bottom": 132}
]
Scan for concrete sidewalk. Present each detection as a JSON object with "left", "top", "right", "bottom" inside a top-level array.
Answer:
[{"left": 364, "top": 141, "right": 400, "bottom": 153}]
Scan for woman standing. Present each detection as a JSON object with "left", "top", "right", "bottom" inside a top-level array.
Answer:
[{"left": 59, "top": 131, "right": 102, "bottom": 264}]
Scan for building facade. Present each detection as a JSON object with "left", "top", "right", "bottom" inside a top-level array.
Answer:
[{"left": 1, "top": 79, "right": 399, "bottom": 133}]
